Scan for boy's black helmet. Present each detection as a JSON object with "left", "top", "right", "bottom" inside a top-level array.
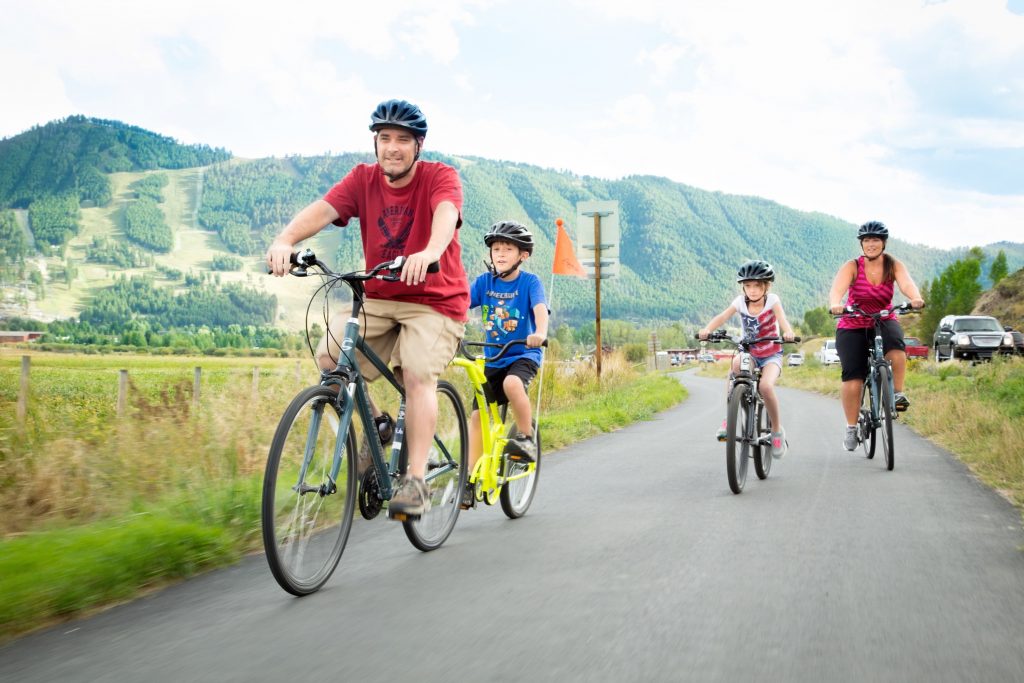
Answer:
[
  {"left": 736, "top": 259, "right": 775, "bottom": 282},
  {"left": 484, "top": 220, "right": 534, "bottom": 254},
  {"left": 858, "top": 221, "right": 888, "bottom": 240},
  {"left": 369, "top": 99, "right": 428, "bottom": 138}
]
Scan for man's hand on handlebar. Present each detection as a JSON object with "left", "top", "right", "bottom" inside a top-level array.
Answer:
[
  {"left": 266, "top": 241, "right": 295, "bottom": 277},
  {"left": 400, "top": 250, "right": 439, "bottom": 286}
]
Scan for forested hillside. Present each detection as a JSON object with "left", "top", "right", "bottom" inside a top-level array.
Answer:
[
  {"left": 196, "top": 152, "right": 1021, "bottom": 322},
  {"left": 2, "top": 116, "right": 1022, "bottom": 334},
  {"left": 0, "top": 116, "right": 230, "bottom": 208}
]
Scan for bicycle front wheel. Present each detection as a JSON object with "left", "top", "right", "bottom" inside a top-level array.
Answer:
[
  {"left": 860, "top": 382, "right": 876, "bottom": 459},
  {"left": 262, "top": 385, "right": 356, "bottom": 596},
  {"left": 878, "top": 364, "right": 895, "bottom": 470},
  {"left": 725, "top": 383, "right": 751, "bottom": 494},
  {"left": 403, "top": 380, "right": 468, "bottom": 551},
  {"left": 753, "top": 401, "right": 771, "bottom": 480},
  {"left": 501, "top": 419, "right": 540, "bottom": 519}
]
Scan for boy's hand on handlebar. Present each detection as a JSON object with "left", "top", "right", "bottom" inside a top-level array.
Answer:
[
  {"left": 526, "top": 333, "right": 546, "bottom": 348},
  {"left": 266, "top": 241, "right": 295, "bottom": 277}
]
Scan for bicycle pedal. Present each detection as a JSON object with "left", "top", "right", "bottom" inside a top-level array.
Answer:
[{"left": 387, "top": 510, "right": 421, "bottom": 522}]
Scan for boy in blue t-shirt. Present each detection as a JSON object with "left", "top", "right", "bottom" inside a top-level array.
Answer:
[{"left": 466, "top": 220, "right": 548, "bottom": 493}]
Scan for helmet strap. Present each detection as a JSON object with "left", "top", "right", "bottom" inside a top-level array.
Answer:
[{"left": 487, "top": 255, "right": 523, "bottom": 280}]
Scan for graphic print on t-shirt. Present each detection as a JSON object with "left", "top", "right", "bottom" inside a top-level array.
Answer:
[
  {"left": 377, "top": 204, "right": 414, "bottom": 260},
  {"left": 481, "top": 290, "right": 522, "bottom": 341}
]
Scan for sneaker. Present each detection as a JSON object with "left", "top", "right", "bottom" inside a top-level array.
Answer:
[
  {"left": 715, "top": 419, "right": 727, "bottom": 442},
  {"left": 843, "top": 425, "right": 859, "bottom": 451},
  {"left": 389, "top": 476, "right": 431, "bottom": 517},
  {"left": 504, "top": 433, "right": 537, "bottom": 462},
  {"left": 459, "top": 482, "right": 476, "bottom": 510},
  {"left": 771, "top": 429, "right": 787, "bottom": 459},
  {"left": 894, "top": 392, "right": 910, "bottom": 412}
]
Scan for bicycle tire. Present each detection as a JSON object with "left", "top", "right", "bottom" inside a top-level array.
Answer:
[
  {"left": 753, "top": 401, "right": 771, "bottom": 480},
  {"left": 725, "top": 383, "right": 751, "bottom": 494},
  {"left": 262, "top": 385, "right": 356, "bottom": 596},
  {"left": 860, "top": 382, "right": 877, "bottom": 459},
  {"left": 402, "top": 380, "right": 468, "bottom": 551},
  {"left": 500, "top": 419, "right": 540, "bottom": 519},
  {"left": 878, "top": 364, "right": 895, "bottom": 470}
]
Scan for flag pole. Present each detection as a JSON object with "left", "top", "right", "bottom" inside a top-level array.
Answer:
[{"left": 535, "top": 218, "right": 565, "bottom": 438}]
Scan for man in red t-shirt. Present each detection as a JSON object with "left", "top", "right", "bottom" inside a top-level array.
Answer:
[{"left": 267, "top": 99, "right": 468, "bottom": 517}]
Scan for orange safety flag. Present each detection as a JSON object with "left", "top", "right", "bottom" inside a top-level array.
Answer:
[{"left": 552, "top": 219, "right": 587, "bottom": 277}]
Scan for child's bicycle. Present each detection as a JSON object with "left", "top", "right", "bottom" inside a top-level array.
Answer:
[
  {"left": 699, "top": 331, "right": 800, "bottom": 494},
  {"left": 837, "top": 301, "right": 921, "bottom": 471},
  {"left": 261, "top": 249, "right": 467, "bottom": 596},
  {"left": 452, "top": 339, "right": 544, "bottom": 518}
]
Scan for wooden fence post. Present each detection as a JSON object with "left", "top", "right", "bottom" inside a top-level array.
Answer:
[
  {"left": 16, "top": 356, "right": 29, "bottom": 423},
  {"left": 295, "top": 360, "right": 302, "bottom": 386},
  {"left": 252, "top": 366, "right": 260, "bottom": 401},
  {"left": 193, "top": 366, "right": 202, "bottom": 410},
  {"left": 117, "top": 369, "right": 128, "bottom": 417}
]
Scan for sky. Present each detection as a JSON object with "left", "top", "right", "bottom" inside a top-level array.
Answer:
[{"left": 2, "top": 0, "right": 1022, "bottom": 249}]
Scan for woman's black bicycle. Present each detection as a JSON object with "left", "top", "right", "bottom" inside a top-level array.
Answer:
[
  {"left": 836, "top": 301, "right": 920, "bottom": 471},
  {"left": 261, "top": 249, "right": 467, "bottom": 596},
  {"left": 699, "top": 332, "right": 800, "bottom": 494}
]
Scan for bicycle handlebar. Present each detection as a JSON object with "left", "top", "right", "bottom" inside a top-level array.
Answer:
[
  {"left": 834, "top": 301, "right": 923, "bottom": 320},
  {"left": 461, "top": 338, "right": 548, "bottom": 362},
  {"left": 695, "top": 331, "right": 801, "bottom": 346},
  {"left": 268, "top": 248, "right": 439, "bottom": 281}
]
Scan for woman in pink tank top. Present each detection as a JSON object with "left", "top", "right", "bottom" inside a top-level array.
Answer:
[{"left": 828, "top": 221, "right": 925, "bottom": 452}]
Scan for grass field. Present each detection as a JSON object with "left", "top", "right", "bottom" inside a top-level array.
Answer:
[{"left": 0, "top": 348, "right": 685, "bottom": 640}]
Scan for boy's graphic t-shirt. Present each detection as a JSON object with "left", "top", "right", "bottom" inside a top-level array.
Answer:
[
  {"left": 731, "top": 292, "right": 782, "bottom": 358},
  {"left": 470, "top": 271, "right": 547, "bottom": 368}
]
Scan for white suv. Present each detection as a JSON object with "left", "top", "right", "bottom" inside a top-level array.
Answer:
[{"left": 816, "top": 339, "right": 840, "bottom": 365}]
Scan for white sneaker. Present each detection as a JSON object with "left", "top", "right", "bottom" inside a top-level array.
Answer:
[{"left": 771, "top": 429, "right": 787, "bottom": 459}]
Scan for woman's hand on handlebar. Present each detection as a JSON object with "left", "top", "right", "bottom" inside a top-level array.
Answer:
[{"left": 910, "top": 298, "right": 925, "bottom": 309}]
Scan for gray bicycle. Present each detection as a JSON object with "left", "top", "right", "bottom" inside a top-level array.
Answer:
[{"left": 261, "top": 249, "right": 467, "bottom": 596}]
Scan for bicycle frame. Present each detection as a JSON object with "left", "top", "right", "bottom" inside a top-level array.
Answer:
[
  {"left": 453, "top": 339, "right": 542, "bottom": 503},
  {"left": 297, "top": 254, "right": 461, "bottom": 501}
]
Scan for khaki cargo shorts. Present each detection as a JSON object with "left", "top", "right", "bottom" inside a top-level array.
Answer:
[{"left": 319, "top": 298, "right": 465, "bottom": 384}]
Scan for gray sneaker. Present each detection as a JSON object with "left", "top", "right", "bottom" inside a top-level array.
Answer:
[
  {"left": 505, "top": 433, "right": 537, "bottom": 462},
  {"left": 389, "top": 477, "right": 431, "bottom": 517},
  {"left": 771, "top": 429, "right": 787, "bottom": 459},
  {"left": 894, "top": 392, "right": 910, "bottom": 412},
  {"left": 843, "top": 425, "right": 859, "bottom": 451}
]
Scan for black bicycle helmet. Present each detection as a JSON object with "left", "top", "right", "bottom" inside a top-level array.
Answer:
[
  {"left": 484, "top": 220, "right": 534, "bottom": 254},
  {"left": 369, "top": 99, "right": 428, "bottom": 138},
  {"left": 736, "top": 259, "right": 775, "bottom": 282},
  {"left": 858, "top": 221, "right": 888, "bottom": 240}
]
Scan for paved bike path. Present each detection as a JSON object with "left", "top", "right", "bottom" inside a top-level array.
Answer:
[{"left": 2, "top": 369, "right": 1023, "bottom": 682}]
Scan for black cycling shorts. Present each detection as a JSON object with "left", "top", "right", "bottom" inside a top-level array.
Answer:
[
  {"left": 477, "top": 357, "right": 539, "bottom": 408},
  {"left": 836, "top": 319, "right": 906, "bottom": 382}
]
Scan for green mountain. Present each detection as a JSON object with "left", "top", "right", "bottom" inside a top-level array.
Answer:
[{"left": 1, "top": 117, "right": 1022, "bottom": 331}]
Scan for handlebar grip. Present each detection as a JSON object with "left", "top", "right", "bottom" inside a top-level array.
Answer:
[{"left": 427, "top": 261, "right": 440, "bottom": 274}]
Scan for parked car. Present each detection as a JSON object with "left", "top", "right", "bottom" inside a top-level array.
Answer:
[
  {"left": 815, "top": 339, "right": 840, "bottom": 365},
  {"left": 902, "top": 336, "right": 929, "bottom": 360},
  {"left": 698, "top": 352, "right": 716, "bottom": 363},
  {"left": 787, "top": 352, "right": 804, "bottom": 367},
  {"left": 683, "top": 353, "right": 697, "bottom": 363},
  {"left": 669, "top": 354, "right": 682, "bottom": 367},
  {"left": 932, "top": 315, "right": 1015, "bottom": 361}
]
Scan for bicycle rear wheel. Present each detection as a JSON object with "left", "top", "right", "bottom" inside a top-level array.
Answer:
[
  {"left": 753, "top": 401, "right": 772, "bottom": 480},
  {"left": 878, "top": 364, "right": 895, "bottom": 470},
  {"left": 725, "top": 383, "right": 751, "bottom": 494},
  {"left": 859, "top": 382, "right": 877, "bottom": 459},
  {"left": 500, "top": 419, "right": 540, "bottom": 519},
  {"left": 403, "top": 380, "right": 468, "bottom": 551},
  {"left": 262, "top": 385, "right": 356, "bottom": 596}
]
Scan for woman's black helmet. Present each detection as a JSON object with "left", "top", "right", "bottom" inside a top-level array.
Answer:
[
  {"left": 858, "top": 221, "right": 888, "bottom": 240},
  {"left": 484, "top": 220, "right": 534, "bottom": 254},
  {"left": 369, "top": 99, "right": 428, "bottom": 138},
  {"left": 736, "top": 259, "right": 775, "bottom": 282}
]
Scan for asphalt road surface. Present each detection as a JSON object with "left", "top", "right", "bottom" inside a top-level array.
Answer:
[{"left": 3, "top": 369, "right": 1023, "bottom": 682}]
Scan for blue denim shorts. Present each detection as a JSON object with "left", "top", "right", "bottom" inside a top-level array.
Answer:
[{"left": 753, "top": 352, "right": 783, "bottom": 371}]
